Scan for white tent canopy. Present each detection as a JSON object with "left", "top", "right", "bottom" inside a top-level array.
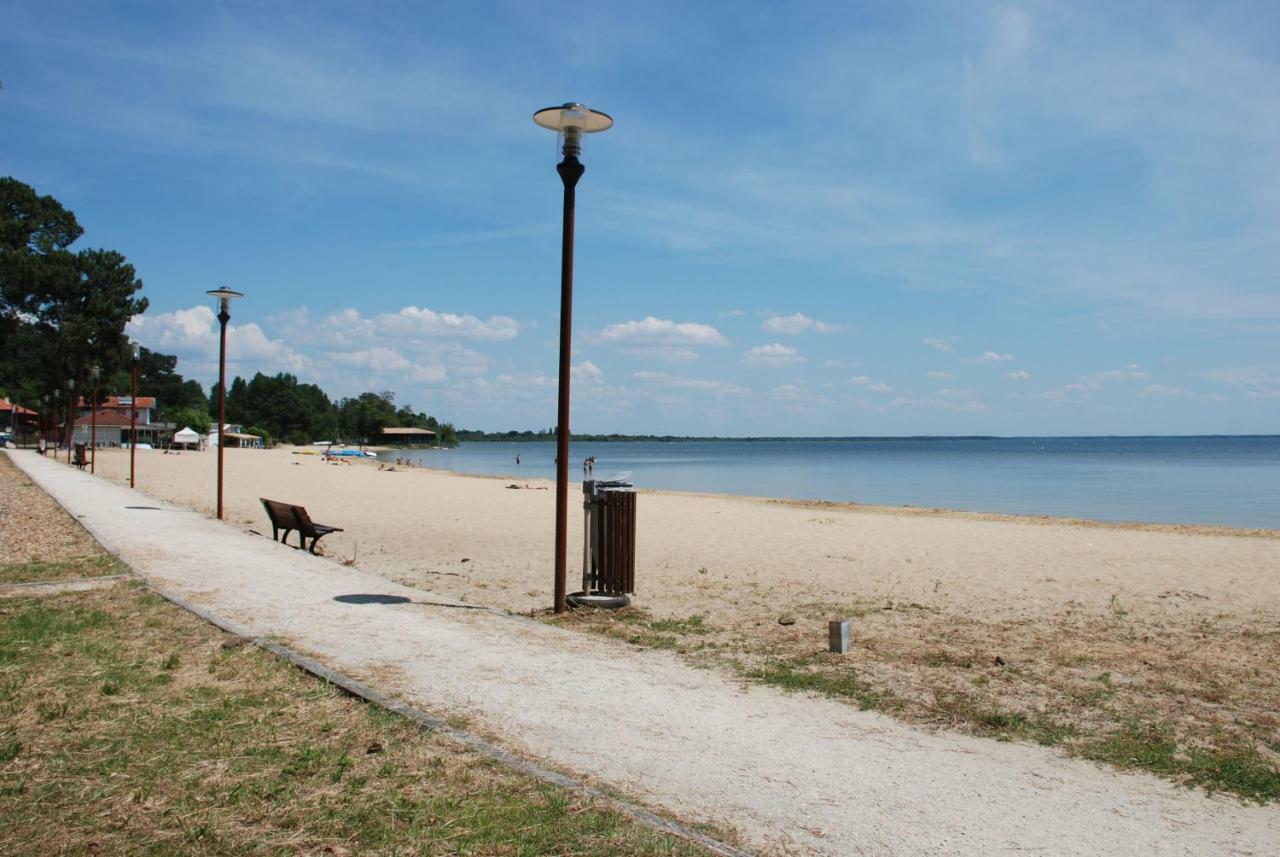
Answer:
[{"left": 173, "top": 426, "right": 201, "bottom": 445}]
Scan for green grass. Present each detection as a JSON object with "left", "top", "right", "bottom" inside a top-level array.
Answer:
[
  {"left": 0, "top": 582, "right": 720, "bottom": 855},
  {"left": 746, "top": 656, "right": 891, "bottom": 713},
  {"left": 0, "top": 553, "right": 126, "bottom": 584},
  {"left": 1079, "top": 721, "right": 1280, "bottom": 804},
  {"left": 556, "top": 609, "right": 718, "bottom": 653}
]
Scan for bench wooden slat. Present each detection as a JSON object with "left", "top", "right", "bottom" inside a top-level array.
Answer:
[{"left": 260, "top": 498, "right": 343, "bottom": 554}]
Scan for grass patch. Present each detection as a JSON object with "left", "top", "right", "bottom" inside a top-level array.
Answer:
[
  {"left": 553, "top": 608, "right": 718, "bottom": 654},
  {"left": 746, "top": 656, "right": 891, "bottom": 712},
  {"left": 1080, "top": 721, "right": 1280, "bottom": 804},
  {"left": 0, "top": 553, "right": 126, "bottom": 584},
  {"left": 0, "top": 581, "right": 720, "bottom": 855}
]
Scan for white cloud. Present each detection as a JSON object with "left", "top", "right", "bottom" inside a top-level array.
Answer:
[
  {"left": 306, "top": 306, "right": 518, "bottom": 345},
  {"left": 977, "top": 351, "right": 1014, "bottom": 362},
  {"left": 889, "top": 394, "right": 987, "bottom": 412},
  {"left": 850, "top": 376, "right": 892, "bottom": 392},
  {"left": 632, "top": 371, "right": 748, "bottom": 396},
  {"left": 1085, "top": 365, "right": 1147, "bottom": 382},
  {"left": 599, "top": 316, "right": 727, "bottom": 362},
  {"left": 328, "top": 347, "right": 411, "bottom": 372},
  {"left": 571, "top": 361, "right": 603, "bottom": 382},
  {"left": 926, "top": 370, "right": 955, "bottom": 380},
  {"left": 717, "top": 308, "right": 746, "bottom": 318},
  {"left": 128, "top": 305, "right": 310, "bottom": 375},
  {"left": 1003, "top": 370, "right": 1031, "bottom": 380},
  {"left": 411, "top": 364, "right": 447, "bottom": 383},
  {"left": 743, "top": 343, "right": 806, "bottom": 366},
  {"left": 825, "top": 359, "right": 861, "bottom": 368},
  {"left": 761, "top": 312, "right": 845, "bottom": 335},
  {"left": 923, "top": 336, "right": 956, "bottom": 352},
  {"left": 1141, "top": 384, "right": 1184, "bottom": 397}
]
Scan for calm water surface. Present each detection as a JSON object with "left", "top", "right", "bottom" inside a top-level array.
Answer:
[{"left": 397, "top": 437, "right": 1280, "bottom": 529}]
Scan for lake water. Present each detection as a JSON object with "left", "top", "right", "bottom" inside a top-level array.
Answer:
[{"left": 396, "top": 436, "right": 1280, "bottom": 529}]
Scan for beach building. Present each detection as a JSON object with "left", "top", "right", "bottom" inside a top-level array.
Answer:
[
  {"left": 79, "top": 395, "right": 157, "bottom": 424},
  {"left": 0, "top": 398, "right": 39, "bottom": 437},
  {"left": 375, "top": 426, "right": 436, "bottom": 446},
  {"left": 70, "top": 396, "right": 167, "bottom": 448},
  {"left": 208, "top": 423, "right": 263, "bottom": 449}
]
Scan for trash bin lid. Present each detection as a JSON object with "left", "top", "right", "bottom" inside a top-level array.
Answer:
[{"left": 595, "top": 471, "right": 633, "bottom": 489}]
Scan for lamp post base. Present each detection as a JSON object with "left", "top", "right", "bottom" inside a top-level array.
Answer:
[{"left": 566, "top": 590, "right": 631, "bottom": 610}]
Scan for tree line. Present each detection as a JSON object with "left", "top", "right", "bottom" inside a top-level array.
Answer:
[{"left": 0, "top": 177, "right": 455, "bottom": 447}]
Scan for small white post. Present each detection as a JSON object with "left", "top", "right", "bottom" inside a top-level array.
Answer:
[{"left": 829, "top": 620, "right": 852, "bottom": 654}]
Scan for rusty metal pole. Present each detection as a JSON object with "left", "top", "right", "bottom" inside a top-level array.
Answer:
[
  {"left": 90, "top": 381, "right": 97, "bottom": 474},
  {"left": 65, "top": 381, "right": 73, "bottom": 464},
  {"left": 130, "top": 348, "right": 138, "bottom": 488},
  {"left": 553, "top": 156, "right": 584, "bottom": 614},
  {"left": 216, "top": 305, "right": 229, "bottom": 520}
]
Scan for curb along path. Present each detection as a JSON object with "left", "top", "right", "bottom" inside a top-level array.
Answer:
[{"left": 9, "top": 450, "right": 1277, "bottom": 856}]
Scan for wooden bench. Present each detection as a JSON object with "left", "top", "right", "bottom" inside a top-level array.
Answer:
[{"left": 260, "top": 498, "right": 344, "bottom": 554}]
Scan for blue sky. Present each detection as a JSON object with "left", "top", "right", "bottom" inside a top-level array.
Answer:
[{"left": 3, "top": 0, "right": 1278, "bottom": 435}]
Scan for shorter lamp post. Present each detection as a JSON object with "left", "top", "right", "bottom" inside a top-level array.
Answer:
[
  {"left": 41, "top": 395, "right": 49, "bottom": 450},
  {"left": 65, "top": 379, "right": 74, "bottom": 463},
  {"left": 532, "top": 102, "right": 613, "bottom": 614},
  {"left": 130, "top": 343, "right": 140, "bottom": 488},
  {"left": 207, "top": 287, "right": 243, "bottom": 520},
  {"left": 89, "top": 364, "right": 100, "bottom": 474}
]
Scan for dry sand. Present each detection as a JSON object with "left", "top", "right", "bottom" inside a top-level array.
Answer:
[
  {"left": 87, "top": 446, "right": 1279, "bottom": 622},
  {"left": 87, "top": 446, "right": 1280, "bottom": 761}
]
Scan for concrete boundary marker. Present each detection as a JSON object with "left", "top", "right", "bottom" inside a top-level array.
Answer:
[
  {"left": 0, "top": 573, "right": 133, "bottom": 596},
  {"left": 5, "top": 452, "right": 752, "bottom": 857}
]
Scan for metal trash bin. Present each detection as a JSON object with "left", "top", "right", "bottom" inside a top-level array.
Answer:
[{"left": 570, "top": 477, "right": 636, "bottom": 609}]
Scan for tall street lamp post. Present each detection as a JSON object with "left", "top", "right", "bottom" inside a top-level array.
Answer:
[
  {"left": 89, "top": 364, "right": 100, "bottom": 474},
  {"left": 532, "top": 102, "right": 613, "bottom": 614},
  {"left": 65, "top": 379, "right": 74, "bottom": 463},
  {"left": 207, "top": 288, "right": 243, "bottom": 520},
  {"left": 130, "top": 342, "right": 140, "bottom": 488}
]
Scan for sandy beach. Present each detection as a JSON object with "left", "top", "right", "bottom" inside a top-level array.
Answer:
[{"left": 85, "top": 446, "right": 1280, "bottom": 769}]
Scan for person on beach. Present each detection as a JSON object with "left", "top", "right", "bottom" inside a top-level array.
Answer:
[{"left": 516, "top": 453, "right": 521, "bottom": 466}]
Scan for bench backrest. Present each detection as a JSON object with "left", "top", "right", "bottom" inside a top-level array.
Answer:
[
  {"left": 292, "top": 504, "right": 317, "bottom": 534},
  {"left": 260, "top": 498, "right": 318, "bottom": 536}
]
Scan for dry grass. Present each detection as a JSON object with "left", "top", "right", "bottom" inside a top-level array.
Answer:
[
  {"left": 0, "top": 453, "right": 122, "bottom": 583},
  {"left": 551, "top": 599, "right": 1280, "bottom": 803},
  {"left": 0, "top": 582, "right": 713, "bottom": 855}
]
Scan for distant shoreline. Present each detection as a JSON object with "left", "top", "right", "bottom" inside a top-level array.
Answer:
[{"left": 458, "top": 433, "right": 1279, "bottom": 443}]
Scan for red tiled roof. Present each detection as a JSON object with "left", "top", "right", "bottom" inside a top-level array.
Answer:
[
  {"left": 0, "top": 399, "right": 38, "bottom": 416},
  {"left": 72, "top": 410, "right": 138, "bottom": 427},
  {"left": 76, "top": 395, "right": 156, "bottom": 409}
]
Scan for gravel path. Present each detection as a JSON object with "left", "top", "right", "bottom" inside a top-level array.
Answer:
[{"left": 8, "top": 450, "right": 1278, "bottom": 856}]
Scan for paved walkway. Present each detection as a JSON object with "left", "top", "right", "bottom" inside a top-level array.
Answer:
[{"left": 9, "top": 450, "right": 1277, "bottom": 856}]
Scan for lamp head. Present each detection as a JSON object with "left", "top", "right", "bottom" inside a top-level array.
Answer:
[
  {"left": 206, "top": 287, "right": 244, "bottom": 316},
  {"left": 533, "top": 102, "right": 612, "bottom": 162},
  {"left": 90, "top": 364, "right": 100, "bottom": 382},
  {"left": 131, "top": 341, "right": 141, "bottom": 361},
  {"left": 66, "top": 379, "right": 74, "bottom": 391}
]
